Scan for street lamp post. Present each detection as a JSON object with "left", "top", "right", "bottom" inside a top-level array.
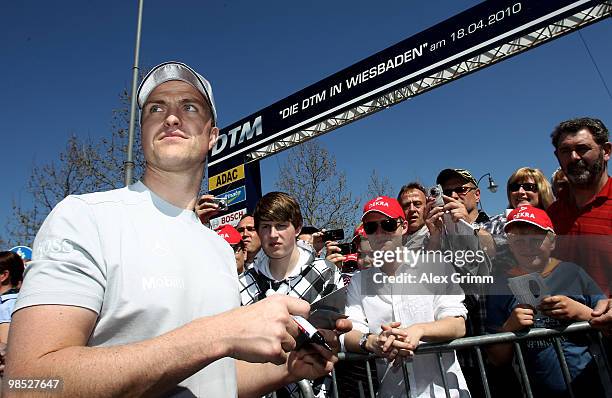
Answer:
[
  {"left": 477, "top": 173, "right": 498, "bottom": 214},
  {"left": 124, "top": 0, "right": 144, "bottom": 186},
  {"left": 478, "top": 173, "right": 498, "bottom": 193}
]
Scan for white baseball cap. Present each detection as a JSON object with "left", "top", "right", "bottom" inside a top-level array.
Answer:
[{"left": 137, "top": 61, "right": 217, "bottom": 126}]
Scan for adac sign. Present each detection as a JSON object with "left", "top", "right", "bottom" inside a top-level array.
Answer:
[
  {"left": 216, "top": 186, "right": 246, "bottom": 206},
  {"left": 209, "top": 164, "right": 245, "bottom": 191}
]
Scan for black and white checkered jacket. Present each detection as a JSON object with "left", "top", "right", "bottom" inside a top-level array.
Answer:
[
  {"left": 239, "top": 240, "right": 344, "bottom": 306},
  {"left": 238, "top": 240, "right": 344, "bottom": 397}
]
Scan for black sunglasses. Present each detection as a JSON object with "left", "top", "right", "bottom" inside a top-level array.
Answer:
[
  {"left": 363, "top": 218, "right": 401, "bottom": 234},
  {"left": 442, "top": 186, "right": 476, "bottom": 196},
  {"left": 236, "top": 226, "right": 256, "bottom": 233},
  {"left": 509, "top": 182, "right": 538, "bottom": 193}
]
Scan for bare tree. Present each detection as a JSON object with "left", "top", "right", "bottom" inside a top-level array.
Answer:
[
  {"left": 366, "top": 169, "right": 393, "bottom": 199},
  {"left": 5, "top": 91, "right": 144, "bottom": 247},
  {"left": 276, "top": 140, "right": 360, "bottom": 233}
]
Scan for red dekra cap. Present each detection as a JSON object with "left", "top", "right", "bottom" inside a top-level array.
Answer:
[
  {"left": 362, "top": 196, "right": 405, "bottom": 221},
  {"left": 215, "top": 224, "right": 243, "bottom": 245},
  {"left": 504, "top": 206, "right": 555, "bottom": 233}
]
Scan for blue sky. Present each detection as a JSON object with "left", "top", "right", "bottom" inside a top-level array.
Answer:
[{"left": 2, "top": 1, "right": 611, "bottom": 245}]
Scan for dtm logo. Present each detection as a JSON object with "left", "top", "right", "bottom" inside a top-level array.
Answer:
[
  {"left": 212, "top": 116, "right": 262, "bottom": 156},
  {"left": 216, "top": 186, "right": 246, "bottom": 206}
]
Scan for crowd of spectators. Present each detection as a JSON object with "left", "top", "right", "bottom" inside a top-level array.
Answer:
[
  {"left": 200, "top": 116, "right": 611, "bottom": 397},
  {"left": 1, "top": 58, "right": 610, "bottom": 398}
]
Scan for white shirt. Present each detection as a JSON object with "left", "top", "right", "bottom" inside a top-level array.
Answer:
[
  {"left": 345, "top": 264, "right": 470, "bottom": 398},
  {"left": 17, "top": 181, "right": 240, "bottom": 397}
]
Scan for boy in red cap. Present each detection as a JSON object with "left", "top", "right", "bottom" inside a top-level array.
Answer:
[{"left": 486, "top": 205, "right": 605, "bottom": 397}]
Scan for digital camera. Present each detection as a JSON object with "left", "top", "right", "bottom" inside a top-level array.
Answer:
[
  {"left": 211, "top": 197, "right": 228, "bottom": 211},
  {"left": 322, "top": 229, "right": 344, "bottom": 242},
  {"left": 429, "top": 184, "right": 445, "bottom": 208}
]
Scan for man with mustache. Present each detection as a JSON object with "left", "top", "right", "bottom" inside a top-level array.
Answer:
[{"left": 547, "top": 117, "right": 611, "bottom": 297}]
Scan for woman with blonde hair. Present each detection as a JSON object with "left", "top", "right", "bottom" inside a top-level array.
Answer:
[{"left": 484, "top": 167, "right": 554, "bottom": 236}]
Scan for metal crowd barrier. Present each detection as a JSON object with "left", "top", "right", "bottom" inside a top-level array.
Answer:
[
  {"left": 270, "top": 379, "right": 315, "bottom": 398},
  {"left": 323, "top": 321, "right": 612, "bottom": 398}
]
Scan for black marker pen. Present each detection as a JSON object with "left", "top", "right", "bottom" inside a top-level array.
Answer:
[
  {"left": 265, "top": 287, "right": 331, "bottom": 351},
  {"left": 292, "top": 315, "right": 332, "bottom": 351}
]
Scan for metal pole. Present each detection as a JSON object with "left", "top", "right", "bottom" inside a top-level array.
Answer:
[
  {"left": 295, "top": 379, "right": 314, "bottom": 398},
  {"left": 436, "top": 352, "right": 451, "bottom": 398},
  {"left": 474, "top": 346, "right": 492, "bottom": 398},
  {"left": 124, "top": 0, "right": 144, "bottom": 186},
  {"left": 331, "top": 369, "right": 338, "bottom": 398},
  {"left": 513, "top": 342, "right": 534, "bottom": 398},
  {"left": 552, "top": 337, "right": 576, "bottom": 398},
  {"left": 365, "top": 359, "right": 375, "bottom": 398}
]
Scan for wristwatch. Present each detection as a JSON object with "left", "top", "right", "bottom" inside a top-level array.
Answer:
[{"left": 359, "top": 332, "right": 372, "bottom": 352}]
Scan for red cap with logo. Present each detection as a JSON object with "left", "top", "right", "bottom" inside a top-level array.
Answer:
[
  {"left": 362, "top": 196, "right": 406, "bottom": 221},
  {"left": 344, "top": 253, "right": 358, "bottom": 262},
  {"left": 353, "top": 223, "right": 366, "bottom": 241},
  {"left": 504, "top": 206, "right": 555, "bottom": 233},
  {"left": 215, "top": 224, "right": 243, "bottom": 245}
]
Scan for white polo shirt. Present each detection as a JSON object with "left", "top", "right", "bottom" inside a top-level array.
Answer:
[{"left": 16, "top": 181, "right": 240, "bottom": 397}]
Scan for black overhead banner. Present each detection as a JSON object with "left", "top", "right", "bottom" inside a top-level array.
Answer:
[{"left": 208, "top": 0, "right": 601, "bottom": 166}]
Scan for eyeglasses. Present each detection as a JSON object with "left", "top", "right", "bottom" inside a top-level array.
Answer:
[
  {"left": 363, "top": 218, "right": 401, "bottom": 234},
  {"left": 442, "top": 186, "right": 476, "bottom": 196},
  {"left": 506, "top": 233, "right": 547, "bottom": 248},
  {"left": 509, "top": 183, "right": 538, "bottom": 193},
  {"left": 236, "top": 226, "right": 256, "bottom": 233}
]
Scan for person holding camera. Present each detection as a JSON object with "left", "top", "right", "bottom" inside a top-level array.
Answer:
[
  {"left": 426, "top": 168, "right": 496, "bottom": 257},
  {"left": 194, "top": 193, "right": 224, "bottom": 225},
  {"left": 323, "top": 225, "right": 366, "bottom": 288},
  {"left": 297, "top": 226, "right": 327, "bottom": 257},
  {"left": 424, "top": 168, "right": 496, "bottom": 398}
]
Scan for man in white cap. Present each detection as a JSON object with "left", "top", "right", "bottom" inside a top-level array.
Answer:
[{"left": 5, "top": 62, "right": 349, "bottom": 397}]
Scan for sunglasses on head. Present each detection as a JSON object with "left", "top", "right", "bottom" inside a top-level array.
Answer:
[
  {"left": 236, "top": 226, "right": 256, "bottom": 233},
  {"left": 509, "top": 182, "right": 537, "bottom": 193},
  {"left": 363, "top": 218, "right": 401, "bottom": 234},
  {"left": 442, "top": 186, "right": 476, "bottom": 196}
]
